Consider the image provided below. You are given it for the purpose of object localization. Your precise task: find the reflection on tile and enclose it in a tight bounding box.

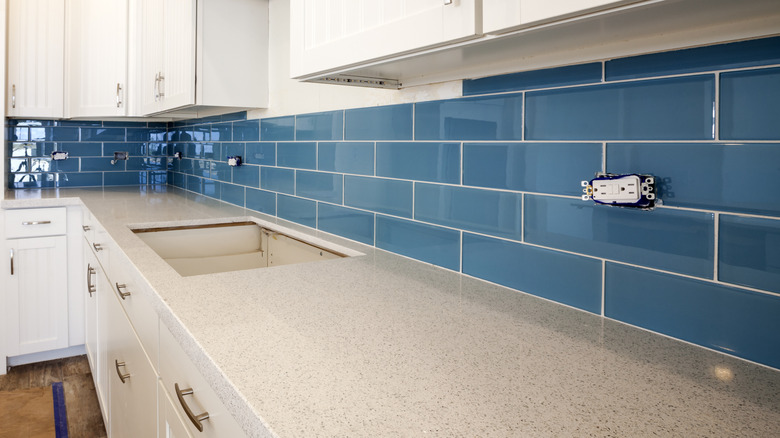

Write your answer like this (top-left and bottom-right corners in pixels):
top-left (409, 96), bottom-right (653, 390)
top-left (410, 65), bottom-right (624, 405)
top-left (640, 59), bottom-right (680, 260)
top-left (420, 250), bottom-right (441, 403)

top-left (277, 142), bottom-right (316, 169)
top-left (318, 203), bottom-right (374, 245)
top-left (296, 171), bottom-right (343, 203)
top-left (376, 142), bottom-right (459, 183)
top-left (81, 158), bottom-right (118, 172)
top-left (245, 142), bottom-right (275, 166)
top-left (80, 128), bottom-right (125, 142)
top-left (59, 142), bottom-right (102, 157)
top-left (607, 143), bottom-right (780, 216)
top-left (720, 67), bottom-right (780, 140)
top-left (29, 127), bottom-right (80, 142)
top-left (524, 195), bottom-right (714, 278)
top-left (277, 195), bottom-right (316, 228)
top-left (463, 233), bottom-right (602, 313)
top-left (344, 176), bottom-right (413, 218)
top-left (719, 215), bottom-right (780, 293)
top-left (260, 167), bottom-right (294, 194)
top-left (53, 172), bottom-right (102, 187)
top-left (246, 188), bottom-right (276, 215)
top-left (605, 263), bottom-right (780, 369)
top-left (105, 171), bottom-right (147, 186)
top-left (211, 123), bottom-right (233, 142)
top-left (345, 104), bottom-right (413, 140)
top-left (526, 75), bottom-right (715, 140)
top-left (261, 116), bottom-right (295, 141)
top-left (50, 158), bottom-right (79, 173)
top-left (415, 94), bottom-right (523, 141)
top-left (232, 119), bottom-right (260, 142)
top-left (104, 142), bottom-right (144, 157)
top-left (415, 184), bottom-right (522, 241)
top-left (376, 215), bottom-right (460, 270)
top-left (296, 110), bottom-right (344, 141)
top-left (464, 63), bottom-right (602, 96)
top-left (464, 142), bottom-right (601, 196)
top-left (318, 142), bottom-right (374, 175)
top-left (187, 175), bottom-right (202, 194)
top-left (606, 36), bottom-right (780, 81)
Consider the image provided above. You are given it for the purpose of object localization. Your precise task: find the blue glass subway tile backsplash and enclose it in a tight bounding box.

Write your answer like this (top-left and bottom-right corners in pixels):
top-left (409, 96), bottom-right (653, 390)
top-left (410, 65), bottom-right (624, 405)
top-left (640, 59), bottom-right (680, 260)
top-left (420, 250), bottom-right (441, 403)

top-left (8, 35), bottom-right (780, 370)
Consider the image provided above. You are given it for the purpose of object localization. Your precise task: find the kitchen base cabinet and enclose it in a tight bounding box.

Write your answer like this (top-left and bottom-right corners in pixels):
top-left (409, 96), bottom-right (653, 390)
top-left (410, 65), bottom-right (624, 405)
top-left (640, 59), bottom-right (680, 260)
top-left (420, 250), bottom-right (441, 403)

top-left (84, 239), bottom-right (109, 421)
top-left (159, 380), bottom-right (194, 438)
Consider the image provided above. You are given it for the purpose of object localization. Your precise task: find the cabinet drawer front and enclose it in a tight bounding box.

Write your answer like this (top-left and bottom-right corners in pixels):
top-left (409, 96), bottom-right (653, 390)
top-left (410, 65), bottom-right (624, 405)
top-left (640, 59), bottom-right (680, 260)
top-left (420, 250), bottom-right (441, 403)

top-left (160, 324), bottom-right (246, 438)
top-left (5, 207), bottom-right (67, 238)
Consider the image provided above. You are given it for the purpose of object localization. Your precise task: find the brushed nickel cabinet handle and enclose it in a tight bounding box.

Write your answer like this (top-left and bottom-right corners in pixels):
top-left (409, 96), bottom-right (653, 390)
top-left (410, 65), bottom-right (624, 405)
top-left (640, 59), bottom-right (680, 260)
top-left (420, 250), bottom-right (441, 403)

top-left (175, 383), bottom-right (209, 432)
top-left (158, 72), bottom-right (165, 98)
top-left (93, 243), bottom-right (103, 251)
top-left (116, 83), bottom-right (123, 108)
top-left (9, 249), bottom-right (14, 276)
top-left (82, 225), bottom-right (91, 231)
top-left (87, 264), bottom-right (96, 296)
top-left (115, 360), bottom-right (129, 384)
top-left (22, 220), bottom-right (51, 225)
top-left (116, 283), bottom-right (130, 300)
top-left (154, 73), bottom-right (160, 101)
top-left (12, 84), bottom-right (16, 108)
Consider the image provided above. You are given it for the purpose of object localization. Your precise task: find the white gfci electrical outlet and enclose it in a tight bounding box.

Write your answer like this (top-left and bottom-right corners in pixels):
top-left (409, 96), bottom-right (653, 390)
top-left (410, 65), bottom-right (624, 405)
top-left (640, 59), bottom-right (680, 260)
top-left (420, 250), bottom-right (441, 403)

top-left (591, 175), bottom-right (642, 203)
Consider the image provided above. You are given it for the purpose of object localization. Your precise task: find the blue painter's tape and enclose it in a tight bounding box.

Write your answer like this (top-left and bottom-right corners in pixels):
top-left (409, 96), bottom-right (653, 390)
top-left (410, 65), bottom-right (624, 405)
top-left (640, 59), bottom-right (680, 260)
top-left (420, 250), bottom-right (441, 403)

top-left (52, 381), bottom-right (69, 438)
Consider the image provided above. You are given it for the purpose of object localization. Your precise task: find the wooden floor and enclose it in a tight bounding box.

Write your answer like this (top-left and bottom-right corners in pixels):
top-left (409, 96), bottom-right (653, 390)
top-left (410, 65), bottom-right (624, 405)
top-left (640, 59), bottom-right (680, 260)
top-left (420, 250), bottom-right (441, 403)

top-left (0, 355), bottom-right (107, 438)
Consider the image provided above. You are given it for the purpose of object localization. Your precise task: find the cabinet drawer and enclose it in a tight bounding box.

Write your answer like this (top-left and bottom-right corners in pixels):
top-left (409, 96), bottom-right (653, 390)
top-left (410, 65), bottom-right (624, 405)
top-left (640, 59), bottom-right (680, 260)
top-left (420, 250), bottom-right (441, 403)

top-left (160, 324), bottom-right (246, 438)
top-left (5, 207), bottom-right (67, 238)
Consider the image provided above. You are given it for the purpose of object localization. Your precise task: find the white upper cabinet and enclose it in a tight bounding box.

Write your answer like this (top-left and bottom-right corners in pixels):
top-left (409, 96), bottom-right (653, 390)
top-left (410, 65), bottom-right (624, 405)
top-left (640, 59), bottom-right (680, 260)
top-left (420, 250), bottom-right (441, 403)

top-left (7, 0), bottom-right (65, 118)
top-left (290, 0), bottom-right (480, 80)
top-left (483, 0), bottom-right (639, 34)
top-left (67, 0), bottom-right (129, 118)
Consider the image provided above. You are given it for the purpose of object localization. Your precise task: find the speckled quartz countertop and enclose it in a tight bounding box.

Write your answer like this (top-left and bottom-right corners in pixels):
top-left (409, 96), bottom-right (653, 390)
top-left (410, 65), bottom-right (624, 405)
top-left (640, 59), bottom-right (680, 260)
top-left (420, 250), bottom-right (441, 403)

top-left (4, 187), bottom-right (780, 437)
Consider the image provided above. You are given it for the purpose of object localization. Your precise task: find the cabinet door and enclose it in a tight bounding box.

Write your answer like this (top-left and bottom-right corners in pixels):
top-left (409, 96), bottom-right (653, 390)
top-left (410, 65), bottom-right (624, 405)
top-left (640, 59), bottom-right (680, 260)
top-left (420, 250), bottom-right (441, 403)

top-left (160, 0), bottom-right (196, 112)
top-left (4, 236), bottom-right (68, 356)
top-left (290, 0), bottom-right (480, 78)
top-left (483, 0), bottom-right (638, 34)
top-left (95, 264), bottom-right (111, 423)
top-left (106, 289), bottom-right (157, 438)
top-left (68, 0), bottom-right (129, 117)
top-left (6, 0), bottom-right (65, 117)
top-left (139, 0), bottom-right (165, 115)
top-left (84, 246), bottom-right (100, 374)
top-left (158, 381), bottom-right (194, 438)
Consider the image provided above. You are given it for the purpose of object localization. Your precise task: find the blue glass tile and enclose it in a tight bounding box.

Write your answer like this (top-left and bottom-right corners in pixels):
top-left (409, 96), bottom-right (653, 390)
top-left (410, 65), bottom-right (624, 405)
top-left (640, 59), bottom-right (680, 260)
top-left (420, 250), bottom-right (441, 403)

top-left (105, 142), bottom-right (145, 157)
top-left (105, 171), bottom-right (147, 186)
top-left (261, 116), bottom-right (295, 141)
top-left (606, 36), bottom-right (780, 81)
top-left (10, 158), bottom-right (29, 173)
top-left (149, 171), bottom-right (167, 185)
top-left (81, 157), bottom-right (120, 172)
top-left (29, 127), bottom-right (80, 141)
top-left (376, 216), bottom-right (460, 270)
top-left (9, 142), bottom-right (43, 157)
top-left (167, 127), bottom-right (190, 142)
top-left (172, 172), bottom-right (185, 189)
top-left (148, 143), bottom-right (170, 156)
top-left (170, 143), bottom-right (186, 157)
top-left (57, 142), bottom-right (102, 157)
top-left (318, 203), bottom-right (374, 245)
top-left (220, 142), bottom-right (245, 162)
top-left (720, 67), bottom-right (780, 140)
top-left (277, 195), bottom-right (316, 228)
top-left (202, 178), bottom-right (220, 198)
top-left (318, 142), bottom-right (373, 175)
top-left (344, 176), bottom-right (413, 218)
top-left (345, 104), bottom-right (413, 140)
top-left (125, 157), bottom-right (146, 171)
top-left (524, 195), bottom-right (714, 278)
top-left (219, 111), bottom-right (246, 122)
top-left (463, 233), bottom-right (602, 313)
top-left (8, 119), bottom-right (55, 126)
top-left (260, 166), bottom-right (294, 195)
top-left (8, 127), bottom-right (29, 141)
top-left (49, 158), bottom-right (79, 172)
top-left (220, 183), bottom-right (245, 207)
top-left (102, 121), bottom-right (146, 127)
top-left (186, 143), bottom-right (208, 159)
top-left (55, 172), bottom-right (102, 187)
top-left (80, 127), bottom-right (125, 142)
top-left (607, 143), bottom-right (780, 216)
top-left (526, 75), bottom-right (715, 140)
top-left (191, 160), bottom-right (209, 177)
top-left (415, 95), bottom-right (523, 141)
top-left (190, 126), bottom-right (211, 142)
top-left (296, 171), bottom-right (343, 203)
top-left (211, 122), bottom-right (233, 142)
top-left (126, 128), bottom-right (155, 142)
top-left (145, 157), bottom-right (167, 171)
top-left (464, 142), bottom-right (602, 196)
top-left (232, 119), bottom-right (260, 142)
top-left (376, 142), bottom-right (460, 183)
top-left (210, 161), bottom-right (231, 182)
top-left (9, 173), bottom-right (43, 189)
top-left (463, 63), bottom-right (602, 96)
top-left (605, 263), bottom-right (780, 369)
top-left (29, 158), bottom-right (51, 173)
top-left (719, 215), bottom-right (780, 294)
top-left (232, 164), bottom-right (260, 188)
top-left (186, 175), bottom-right (203, 194)
top-left (415, 184), bottom-right (522, 241)
top-left (148, 122), bottom-right (168, 128)
top-left (246, 188), bottom-right (276, 215)
top-left (277, 142), bottom-right (316, 169)
top-left (296, 110), bottom-right (344, 141)
top-left (244, 142), bottom-right (275, 166)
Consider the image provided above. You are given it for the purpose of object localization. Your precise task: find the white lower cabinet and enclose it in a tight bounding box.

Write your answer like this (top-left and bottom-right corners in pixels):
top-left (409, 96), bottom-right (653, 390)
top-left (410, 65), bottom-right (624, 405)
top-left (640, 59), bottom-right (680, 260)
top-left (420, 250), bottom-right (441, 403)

top-left (159, 380), bottom-right (194, 438)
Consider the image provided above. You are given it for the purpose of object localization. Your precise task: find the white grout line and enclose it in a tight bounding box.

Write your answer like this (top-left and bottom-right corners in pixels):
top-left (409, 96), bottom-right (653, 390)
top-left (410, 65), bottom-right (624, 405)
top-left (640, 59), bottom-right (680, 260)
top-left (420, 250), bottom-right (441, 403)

top-left (713, 212), bottom-right (720, 281)
top-left (602, 142), bottom-right (607, 173)
top-left (601, 260), bottom-right (606, 317)
top-left (460, 142), bottom-right (464, 185)
top-left (520, 193), bottom-right (525, 243)
top-left (714, 72), bottom-right (721, 141)
top-left (521, 92), bottom-right (526, 141)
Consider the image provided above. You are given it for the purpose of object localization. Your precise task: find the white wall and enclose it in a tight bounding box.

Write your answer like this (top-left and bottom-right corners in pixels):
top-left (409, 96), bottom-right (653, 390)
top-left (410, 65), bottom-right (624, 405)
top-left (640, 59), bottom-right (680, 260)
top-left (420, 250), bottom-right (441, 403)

top-left (247, 0), bottom-right (462, 120)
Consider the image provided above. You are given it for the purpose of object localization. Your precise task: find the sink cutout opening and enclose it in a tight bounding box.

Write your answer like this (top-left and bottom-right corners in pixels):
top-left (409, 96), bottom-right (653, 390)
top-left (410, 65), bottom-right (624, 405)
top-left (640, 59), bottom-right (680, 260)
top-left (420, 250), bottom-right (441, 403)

top-left (133, 221), bottom-right (348, 276)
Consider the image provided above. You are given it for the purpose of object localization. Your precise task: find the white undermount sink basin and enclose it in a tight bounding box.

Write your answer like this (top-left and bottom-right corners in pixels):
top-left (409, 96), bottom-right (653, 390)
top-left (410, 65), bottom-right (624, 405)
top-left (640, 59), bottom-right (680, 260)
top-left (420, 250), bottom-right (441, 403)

top-left (133, 221), bottom-right (355, 276)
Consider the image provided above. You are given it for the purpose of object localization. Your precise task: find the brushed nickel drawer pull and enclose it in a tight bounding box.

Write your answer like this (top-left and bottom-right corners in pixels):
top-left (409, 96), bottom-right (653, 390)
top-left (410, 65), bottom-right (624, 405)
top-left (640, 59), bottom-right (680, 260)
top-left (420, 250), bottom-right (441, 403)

top-left (93, 243), bottom-right (103, 251)
top-left (83, 225), bottom-right (91, 232)
top-left (115, 360), bottom-right (130, 383)
top-left (87, 264), bottom-right (96, 296)
top-left (175, 383), bottom-right (209, 432)
top-left (22, 220), bottom-right (51, 225)
top-left (10, 249), bottom-right (14, 276)
top-left (116, 283), bottom-right (130, 299)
